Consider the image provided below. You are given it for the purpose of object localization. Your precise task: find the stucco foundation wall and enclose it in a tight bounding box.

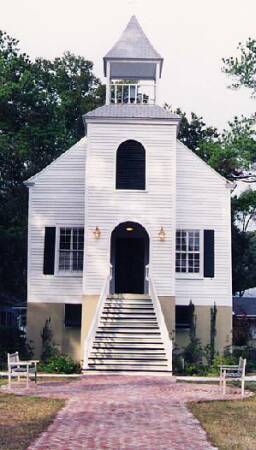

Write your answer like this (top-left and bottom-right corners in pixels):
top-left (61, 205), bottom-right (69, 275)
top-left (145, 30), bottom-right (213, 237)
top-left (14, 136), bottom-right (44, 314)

top-left (27, 302), bottom-right (81, 361)
top-left (175, 305), bottom-right (232, 353)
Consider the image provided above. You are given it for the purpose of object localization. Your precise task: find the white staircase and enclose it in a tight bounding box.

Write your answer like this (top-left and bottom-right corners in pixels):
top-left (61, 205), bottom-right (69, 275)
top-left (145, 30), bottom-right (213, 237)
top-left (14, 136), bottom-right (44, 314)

top-left (84, 292), bottom-right (173, 373)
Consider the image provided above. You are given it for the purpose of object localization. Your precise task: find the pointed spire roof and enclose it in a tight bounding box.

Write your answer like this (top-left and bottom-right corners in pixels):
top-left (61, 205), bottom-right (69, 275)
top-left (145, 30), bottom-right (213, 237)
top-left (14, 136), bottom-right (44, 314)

top-left (104, 16), bottom-right (163, 76)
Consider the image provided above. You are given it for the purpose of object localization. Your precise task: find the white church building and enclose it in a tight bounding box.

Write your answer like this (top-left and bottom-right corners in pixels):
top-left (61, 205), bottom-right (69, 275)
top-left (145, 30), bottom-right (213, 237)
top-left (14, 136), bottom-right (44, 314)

top-left (25, 16), bottom-right (233, 372)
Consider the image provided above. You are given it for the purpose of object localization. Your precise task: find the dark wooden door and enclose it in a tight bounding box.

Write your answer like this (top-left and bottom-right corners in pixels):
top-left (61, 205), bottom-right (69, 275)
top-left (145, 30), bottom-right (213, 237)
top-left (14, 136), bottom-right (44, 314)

top-left (115, 238), bottom-right (145, 293)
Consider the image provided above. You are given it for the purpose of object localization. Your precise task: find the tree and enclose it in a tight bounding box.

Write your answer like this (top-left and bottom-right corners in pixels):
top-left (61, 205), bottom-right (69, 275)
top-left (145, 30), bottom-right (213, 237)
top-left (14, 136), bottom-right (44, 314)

top-left (0, 31), bottom-right (104, 303)
top-left (232, 225), bottom-right (256, 296)
top-left (223, 38), bottom-right (256, 96)
top-left (164, 105), bottom-right (219, 151)
top-left (232, 188), bottom-right (256, 232)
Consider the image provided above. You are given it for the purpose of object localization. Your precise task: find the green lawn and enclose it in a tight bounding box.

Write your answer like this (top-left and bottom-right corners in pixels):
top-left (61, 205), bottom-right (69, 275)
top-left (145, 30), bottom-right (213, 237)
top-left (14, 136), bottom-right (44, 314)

top-left (189, 383), bottom-right (256, 450)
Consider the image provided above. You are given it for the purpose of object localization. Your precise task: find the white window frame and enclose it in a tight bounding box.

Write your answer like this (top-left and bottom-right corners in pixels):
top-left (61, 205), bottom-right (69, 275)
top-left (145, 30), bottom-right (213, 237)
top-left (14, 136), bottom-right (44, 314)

top-left (175, 229), bottom-right (204, 279)
top-left (55, 226), bottom-right (84, 277)
top-left (114, 139), bottom-right (148, 192)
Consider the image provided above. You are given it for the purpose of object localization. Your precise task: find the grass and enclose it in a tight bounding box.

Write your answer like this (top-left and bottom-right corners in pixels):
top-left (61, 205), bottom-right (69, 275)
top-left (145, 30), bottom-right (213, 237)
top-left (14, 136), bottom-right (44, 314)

top-left (189, 383), bottom-right (256, 450)
top-left (0, 380), bottom-right (65, 450)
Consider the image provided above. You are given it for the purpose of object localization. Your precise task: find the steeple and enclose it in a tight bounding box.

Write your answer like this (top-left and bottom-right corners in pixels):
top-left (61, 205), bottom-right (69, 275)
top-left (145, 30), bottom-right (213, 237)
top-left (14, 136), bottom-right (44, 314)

top-left (104, 16), bottom-right (163, 105)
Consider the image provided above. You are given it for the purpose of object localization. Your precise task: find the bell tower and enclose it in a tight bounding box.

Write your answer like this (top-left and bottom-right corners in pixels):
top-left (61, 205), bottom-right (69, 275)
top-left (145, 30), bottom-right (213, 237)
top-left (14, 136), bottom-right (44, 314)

top-left (103, 16), bottom-right (163, 105)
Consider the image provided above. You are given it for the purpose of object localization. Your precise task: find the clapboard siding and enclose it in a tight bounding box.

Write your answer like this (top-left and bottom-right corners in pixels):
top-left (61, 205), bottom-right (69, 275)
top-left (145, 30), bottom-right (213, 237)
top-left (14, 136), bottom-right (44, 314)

top-left (176, 141), bottom-right (232, 307)
top-left (27, 138), bottom-right (86, 304)
top-left (84, 122), bottom-right (177, 296)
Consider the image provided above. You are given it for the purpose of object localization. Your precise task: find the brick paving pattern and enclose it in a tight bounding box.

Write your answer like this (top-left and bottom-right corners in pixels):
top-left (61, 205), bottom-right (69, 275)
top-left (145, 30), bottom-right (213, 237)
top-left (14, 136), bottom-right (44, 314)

top-left (3, 375), bottom-right (247, 450)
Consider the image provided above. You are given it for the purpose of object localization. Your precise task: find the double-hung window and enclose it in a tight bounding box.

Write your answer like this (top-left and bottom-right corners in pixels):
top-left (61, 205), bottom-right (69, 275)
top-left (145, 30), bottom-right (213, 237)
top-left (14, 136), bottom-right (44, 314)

top-left (176, 230), bottom-right (200, 274)
top-left (58, 227), bottom-right (84, 273)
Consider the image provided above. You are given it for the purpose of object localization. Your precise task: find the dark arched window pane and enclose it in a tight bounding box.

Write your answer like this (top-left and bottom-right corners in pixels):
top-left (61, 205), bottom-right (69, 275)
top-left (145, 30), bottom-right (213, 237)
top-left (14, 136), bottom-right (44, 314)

top-left (116, 140), bottom-right (145, 190)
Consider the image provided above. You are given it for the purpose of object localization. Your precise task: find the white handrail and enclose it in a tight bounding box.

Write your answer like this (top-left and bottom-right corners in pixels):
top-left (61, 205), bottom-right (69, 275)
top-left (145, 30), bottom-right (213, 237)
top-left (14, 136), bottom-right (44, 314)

top-left (146, 266), bottom-right (173, 372)
top-left (83, 266), bottom-right (112, 370)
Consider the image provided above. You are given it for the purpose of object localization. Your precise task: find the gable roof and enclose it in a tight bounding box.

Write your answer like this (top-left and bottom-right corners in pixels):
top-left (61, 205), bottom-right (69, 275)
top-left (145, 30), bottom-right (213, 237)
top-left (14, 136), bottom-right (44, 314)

top-left (233, 297), bottom-right (256, 317)
top-left (84, 104), bottom-right (180, 121)
top-left (104, 16), bottom-right (163, 75)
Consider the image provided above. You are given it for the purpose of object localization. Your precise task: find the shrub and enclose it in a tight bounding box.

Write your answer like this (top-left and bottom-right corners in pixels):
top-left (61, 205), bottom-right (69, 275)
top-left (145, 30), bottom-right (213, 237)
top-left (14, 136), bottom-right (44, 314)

top-left (38, 354), bottom-right (81, 374)
top-left (0, 326), bottom-right (32, 369)
top-left (41, 318), bottom-right (59, 362)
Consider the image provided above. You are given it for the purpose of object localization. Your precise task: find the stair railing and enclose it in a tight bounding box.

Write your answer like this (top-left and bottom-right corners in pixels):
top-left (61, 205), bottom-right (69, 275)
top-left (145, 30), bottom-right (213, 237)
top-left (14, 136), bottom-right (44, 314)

top-left (83, 266), bottom-right (112, 370)
top-left (146, 266), bottom-right (173, 372)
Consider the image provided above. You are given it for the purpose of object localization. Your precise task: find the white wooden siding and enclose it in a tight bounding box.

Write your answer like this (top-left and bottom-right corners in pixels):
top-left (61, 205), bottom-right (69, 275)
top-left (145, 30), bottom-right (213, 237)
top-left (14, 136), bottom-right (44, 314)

top-left (27, 129), bottom-right (232, 307)
top-left (176, 141), bottom-right (232, 307)
top-left (84, 121), bottom-right (177, 296)
top-left (27, 138), bottom-right (86, 304)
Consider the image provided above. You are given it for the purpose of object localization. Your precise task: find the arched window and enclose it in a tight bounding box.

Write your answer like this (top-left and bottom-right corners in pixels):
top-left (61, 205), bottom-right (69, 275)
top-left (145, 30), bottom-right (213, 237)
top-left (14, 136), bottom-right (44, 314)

top-left (116, 140), bottom-right (145, 190)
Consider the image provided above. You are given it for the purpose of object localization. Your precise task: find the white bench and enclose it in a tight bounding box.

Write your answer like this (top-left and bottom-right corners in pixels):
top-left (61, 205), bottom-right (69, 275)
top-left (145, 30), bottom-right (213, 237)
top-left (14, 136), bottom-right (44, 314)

top-left (7, 352), bottom-right (39, 388)
top-left (219, 357), bottom-right (246, 396)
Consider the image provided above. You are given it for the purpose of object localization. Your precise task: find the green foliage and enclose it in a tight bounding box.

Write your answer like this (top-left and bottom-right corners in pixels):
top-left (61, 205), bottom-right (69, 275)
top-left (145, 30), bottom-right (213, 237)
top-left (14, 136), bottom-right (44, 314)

top-left (210, 304), bottom-right (217, 364)
top-left (165, 106), bottom-right (219, 151)
top-left (182, 302), bottom-right (205, 373)
top-left (0, 30), bottom-right (104, 303)
top-left (233, 188), bottom-right (256, 232)
top-left (0, 326), bottom-right (32, 369)
top-left (233, 316), bottom-right (251, 346)
top-left (41, 318), bottom-right (58, 362)
top-left (222, 38), bottom-right (256, 96)
top-left (207, 353), bottom-right (236, 376)
top-left (232, 225), bottom-right (256, 295)
top-left (38, 354), bottom-right (81, 374)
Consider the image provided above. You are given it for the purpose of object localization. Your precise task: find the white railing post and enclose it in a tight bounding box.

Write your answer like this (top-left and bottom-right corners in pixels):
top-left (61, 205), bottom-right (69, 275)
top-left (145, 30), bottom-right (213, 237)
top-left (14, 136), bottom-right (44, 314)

top-left (146, 266), bottom-right (173, 372)
top-left (83, 266), bottom-right (112, 370)
top-left (108, 83), bottom-right (156, 105)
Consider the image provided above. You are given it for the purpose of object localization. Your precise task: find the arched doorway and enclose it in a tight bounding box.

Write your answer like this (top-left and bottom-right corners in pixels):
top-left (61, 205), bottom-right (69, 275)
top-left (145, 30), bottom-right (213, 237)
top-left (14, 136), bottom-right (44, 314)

top-left (110, 222), bottom-right (149, 294)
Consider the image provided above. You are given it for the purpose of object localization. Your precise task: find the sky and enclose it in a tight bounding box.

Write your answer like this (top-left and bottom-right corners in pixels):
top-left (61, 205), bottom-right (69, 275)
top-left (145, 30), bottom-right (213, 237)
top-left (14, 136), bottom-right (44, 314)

top-left (1, 0), bottom-right (255, 130)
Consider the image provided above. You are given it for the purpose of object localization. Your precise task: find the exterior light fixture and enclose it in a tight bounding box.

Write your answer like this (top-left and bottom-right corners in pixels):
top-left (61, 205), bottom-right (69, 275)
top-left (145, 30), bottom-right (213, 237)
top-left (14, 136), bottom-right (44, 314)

top-left (93, 227), bottom-right (101, 239)
top-left (158, 226), bottom-right (166, 241)
top-left (126, 227), bottom-right (134, 232)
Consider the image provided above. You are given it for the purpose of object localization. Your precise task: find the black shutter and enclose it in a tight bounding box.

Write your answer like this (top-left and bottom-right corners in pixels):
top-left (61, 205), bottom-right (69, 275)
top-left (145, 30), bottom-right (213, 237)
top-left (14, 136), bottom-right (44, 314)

top-left (43, 227), bottom-right (56, 275)
top-left (116, 140), bottom-right (145, 190)
top-left (204, 230), bottom-right (215, 278)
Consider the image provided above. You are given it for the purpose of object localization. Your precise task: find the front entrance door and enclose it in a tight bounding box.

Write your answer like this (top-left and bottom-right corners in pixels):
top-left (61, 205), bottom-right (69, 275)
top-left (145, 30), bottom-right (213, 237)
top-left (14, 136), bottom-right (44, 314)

top-left (115, 238), bottom-right (145, 293)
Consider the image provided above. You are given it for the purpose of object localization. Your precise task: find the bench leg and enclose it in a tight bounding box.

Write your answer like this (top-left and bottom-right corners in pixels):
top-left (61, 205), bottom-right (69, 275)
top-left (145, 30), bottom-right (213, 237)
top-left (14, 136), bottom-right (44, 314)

top-left (8, 371), bottom-right (11, 388)
top-left (223, 378), bottom-right (226, 395)
top-left (241, 378), bottom-right (245, 396)
top-left (26, 370), bottom-right (29, 389)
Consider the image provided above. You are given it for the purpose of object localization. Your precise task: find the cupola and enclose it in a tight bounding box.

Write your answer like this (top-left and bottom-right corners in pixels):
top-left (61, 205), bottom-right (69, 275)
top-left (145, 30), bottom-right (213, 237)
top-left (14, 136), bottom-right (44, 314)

top-left (104, 16), bottom-right (163, 106)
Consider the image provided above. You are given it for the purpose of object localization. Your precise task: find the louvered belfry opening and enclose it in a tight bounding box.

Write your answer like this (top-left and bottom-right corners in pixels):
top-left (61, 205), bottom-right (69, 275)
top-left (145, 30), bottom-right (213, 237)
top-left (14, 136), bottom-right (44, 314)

top-left (116, 140), bottom-right (145, 190)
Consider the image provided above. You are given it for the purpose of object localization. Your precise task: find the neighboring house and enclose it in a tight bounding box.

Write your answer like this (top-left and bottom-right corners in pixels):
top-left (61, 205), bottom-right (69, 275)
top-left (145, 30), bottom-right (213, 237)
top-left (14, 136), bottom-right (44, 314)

top-left (25, 16), bottom-right (233, 372)
top-left (233, 297), bottom-right (256, 344)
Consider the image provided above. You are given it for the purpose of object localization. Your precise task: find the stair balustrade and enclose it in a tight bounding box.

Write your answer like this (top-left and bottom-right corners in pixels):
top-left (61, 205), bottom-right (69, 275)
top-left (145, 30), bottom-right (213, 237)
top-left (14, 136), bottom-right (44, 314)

top-left (146, 267), bottom-right (173, 372)
top-left (83, 266), bottom-right (112, 370)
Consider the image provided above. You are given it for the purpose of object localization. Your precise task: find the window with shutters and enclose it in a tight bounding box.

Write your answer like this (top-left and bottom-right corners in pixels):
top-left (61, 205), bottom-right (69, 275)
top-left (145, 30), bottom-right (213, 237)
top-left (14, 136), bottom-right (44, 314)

top-left (176, 230), bottom-right (202, 275)
top-left (116, 140), bottom-right (146, 190)
top-left (58, 228), bottom-right (84, 273)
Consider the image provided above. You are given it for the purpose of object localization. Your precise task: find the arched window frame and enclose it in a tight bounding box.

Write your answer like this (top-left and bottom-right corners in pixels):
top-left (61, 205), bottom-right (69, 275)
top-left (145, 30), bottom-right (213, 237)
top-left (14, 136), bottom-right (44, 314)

top-left (115, 140), bottom-right (146, 191)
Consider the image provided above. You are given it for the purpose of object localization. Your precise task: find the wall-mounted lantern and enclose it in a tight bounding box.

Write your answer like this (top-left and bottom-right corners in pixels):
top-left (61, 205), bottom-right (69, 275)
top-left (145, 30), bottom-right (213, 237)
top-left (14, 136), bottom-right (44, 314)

top-left (93, 226), bottom-right (101, 239)
top-left (158, 226), bottom-right (166, 241)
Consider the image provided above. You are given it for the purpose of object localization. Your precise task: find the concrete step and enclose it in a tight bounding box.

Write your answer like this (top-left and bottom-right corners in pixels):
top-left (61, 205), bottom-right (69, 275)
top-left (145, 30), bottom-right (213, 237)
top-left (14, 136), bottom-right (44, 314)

top-left (87, 364), bottom-right (169, 372)
top-left (101, 313), bottom-right (156, 318)
top-left (107, 294), bottom-right (150, 300)
top-left (89, 354), bottom-right (167, 360)
top-left (93, 338), bottom-right (164, 350)
top-left (96, 330), bottom-right (161, 336)
top-left (91, 348), bottom-right (166, 354)
top-left (98, 323), bottom-right (158, 328)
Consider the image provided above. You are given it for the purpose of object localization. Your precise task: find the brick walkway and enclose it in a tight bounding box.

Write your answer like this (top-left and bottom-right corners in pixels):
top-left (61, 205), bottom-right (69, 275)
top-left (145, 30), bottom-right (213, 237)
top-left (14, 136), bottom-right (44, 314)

top-left (3, 375), bottom-right (246, 450)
